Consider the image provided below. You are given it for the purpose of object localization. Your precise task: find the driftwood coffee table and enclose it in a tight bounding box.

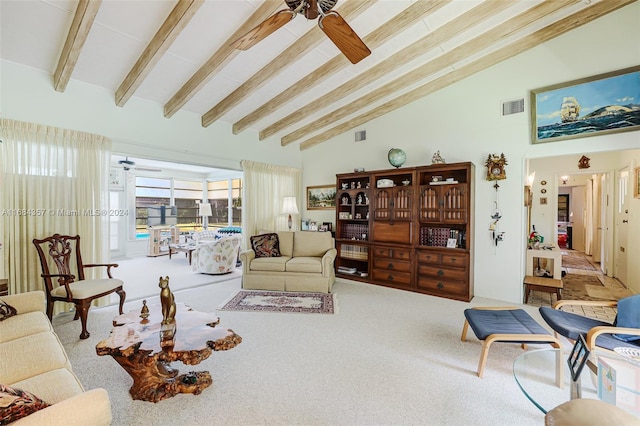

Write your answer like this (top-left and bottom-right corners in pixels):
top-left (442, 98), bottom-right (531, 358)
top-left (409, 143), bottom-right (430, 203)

top-left (96, 303), bottom-right (241, 402)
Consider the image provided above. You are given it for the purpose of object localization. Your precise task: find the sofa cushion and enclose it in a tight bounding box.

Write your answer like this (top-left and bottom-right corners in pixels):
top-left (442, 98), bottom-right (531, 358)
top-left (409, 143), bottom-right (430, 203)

top-left (286, 257), bottom-right (323, 273)
top-left (0, 384), bottom-right (50, 424)
top-left (0, 301), bottom-right (17, 322)
top-left (11, 369), bottom-right (84, 405)
top-left (293, 231), bottom-right (333, 257)
top-left (276, 232), bottom-right (294, 257)
top-left (0, 311), bottom-right (52, 344)
top-left (250, 233), bottom-right (281, 258)
top-left (0, 332), bottom-right (71, 385)
top-left (249, 256), bottom-right (290, 272)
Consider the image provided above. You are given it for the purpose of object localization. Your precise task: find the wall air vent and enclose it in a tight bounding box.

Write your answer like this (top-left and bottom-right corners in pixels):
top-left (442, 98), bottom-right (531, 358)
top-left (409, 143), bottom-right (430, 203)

top-left (502, 98), bottom-right (525, 116)
top-left (354, 130), bottom-right (366, 142)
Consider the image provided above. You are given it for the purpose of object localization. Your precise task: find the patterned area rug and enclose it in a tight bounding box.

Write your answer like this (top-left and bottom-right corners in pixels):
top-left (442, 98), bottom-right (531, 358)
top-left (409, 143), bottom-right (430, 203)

top-left (561, 273), bottom-right (613, 301)
top-left (219, 290), bottom-right (335, 314)
top-left (561, 251), bottom-right (596, 271)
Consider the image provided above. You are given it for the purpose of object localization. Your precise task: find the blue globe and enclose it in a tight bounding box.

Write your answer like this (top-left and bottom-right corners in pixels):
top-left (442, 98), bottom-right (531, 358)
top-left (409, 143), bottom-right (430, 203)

top-left (387, 148), bottom-right (406, 168)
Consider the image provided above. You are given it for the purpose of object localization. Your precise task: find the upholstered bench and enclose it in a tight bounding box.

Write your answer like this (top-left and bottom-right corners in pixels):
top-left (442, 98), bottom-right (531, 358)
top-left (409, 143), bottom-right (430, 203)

top-left (461, 307), bottom-right (562, 377)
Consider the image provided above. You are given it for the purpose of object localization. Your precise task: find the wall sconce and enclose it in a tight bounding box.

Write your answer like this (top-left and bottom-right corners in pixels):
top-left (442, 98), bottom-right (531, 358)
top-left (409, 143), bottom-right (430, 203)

top-left (561, 175), bottom-right (569, 185)
top-left (524, 172), bottom-right (535, 206)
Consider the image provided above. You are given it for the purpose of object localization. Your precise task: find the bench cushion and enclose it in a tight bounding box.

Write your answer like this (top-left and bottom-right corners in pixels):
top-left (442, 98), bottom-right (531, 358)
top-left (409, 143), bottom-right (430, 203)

top-left (464, 308), bottom-right (553, 342)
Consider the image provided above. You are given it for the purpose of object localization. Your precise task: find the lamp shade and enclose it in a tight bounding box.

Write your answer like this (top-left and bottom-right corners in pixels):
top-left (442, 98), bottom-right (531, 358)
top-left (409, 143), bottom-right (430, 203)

top-left (198, 202), bottom-right (212, 217)
top-left (281, 196), bottom-right (299, 215)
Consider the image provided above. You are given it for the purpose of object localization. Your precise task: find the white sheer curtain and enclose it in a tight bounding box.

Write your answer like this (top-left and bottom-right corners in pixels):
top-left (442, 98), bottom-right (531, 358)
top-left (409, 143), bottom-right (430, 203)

top-left (240, 160), bottom-right (302, 248)
top-left (0, 119), bottom-right (112, 308)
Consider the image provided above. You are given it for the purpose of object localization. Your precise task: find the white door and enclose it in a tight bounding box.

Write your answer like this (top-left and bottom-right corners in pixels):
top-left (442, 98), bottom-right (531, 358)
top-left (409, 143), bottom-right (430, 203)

top-left (615, 169), bottom-right (629, 285)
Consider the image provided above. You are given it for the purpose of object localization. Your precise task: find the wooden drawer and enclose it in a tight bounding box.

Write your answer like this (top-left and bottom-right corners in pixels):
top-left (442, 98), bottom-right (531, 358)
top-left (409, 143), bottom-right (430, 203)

top-left (416, 251), bottom-right (441, 264)
top-left (417, 264), bottom-right (467, 281)
top-left (372, 246), bottom-right (411, 260)
top-left (372, 258), bottom-right (411, 273)
top-left (372, 269), bottom-right (412, 286)
top-left (441, 253), bottom-right (467, 268)
top-left (417, 276), bottom-right (467, 296)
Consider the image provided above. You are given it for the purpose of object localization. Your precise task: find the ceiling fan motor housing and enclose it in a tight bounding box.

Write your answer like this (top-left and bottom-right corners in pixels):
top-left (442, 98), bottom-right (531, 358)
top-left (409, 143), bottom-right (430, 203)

top-left (285, 0), bottom-right (338, 17)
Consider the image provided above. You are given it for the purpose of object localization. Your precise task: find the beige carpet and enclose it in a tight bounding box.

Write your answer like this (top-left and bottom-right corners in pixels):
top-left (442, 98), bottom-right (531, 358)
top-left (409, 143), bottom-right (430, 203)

top-left (53, 278), bottom-right (595, 426)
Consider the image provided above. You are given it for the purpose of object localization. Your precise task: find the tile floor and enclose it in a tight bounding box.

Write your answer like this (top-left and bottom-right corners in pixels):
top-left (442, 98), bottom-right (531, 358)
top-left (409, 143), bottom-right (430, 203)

top-left (525, 251), bottom-right (633, 322)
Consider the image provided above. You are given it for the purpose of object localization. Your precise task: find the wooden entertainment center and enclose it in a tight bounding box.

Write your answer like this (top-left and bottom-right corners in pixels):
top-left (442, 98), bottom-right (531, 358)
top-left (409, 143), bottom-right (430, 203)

top-left (335, 162), bottom-right (475, 302)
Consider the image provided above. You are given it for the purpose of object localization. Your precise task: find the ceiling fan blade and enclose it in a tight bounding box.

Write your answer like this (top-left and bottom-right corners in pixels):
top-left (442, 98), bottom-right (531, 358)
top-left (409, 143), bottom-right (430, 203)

top-left (134, 166), bottom-right (162, 173)
top-left (231, 9), bottom-right (296, 50)
top-left (319, 11), bottom-right (370, 64)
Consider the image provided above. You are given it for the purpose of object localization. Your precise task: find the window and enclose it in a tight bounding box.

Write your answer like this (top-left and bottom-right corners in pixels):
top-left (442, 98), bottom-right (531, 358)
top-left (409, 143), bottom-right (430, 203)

top-left (207, 179), bottom-right (242, 227)
top-left (133, 176), bottom-right (242, 237)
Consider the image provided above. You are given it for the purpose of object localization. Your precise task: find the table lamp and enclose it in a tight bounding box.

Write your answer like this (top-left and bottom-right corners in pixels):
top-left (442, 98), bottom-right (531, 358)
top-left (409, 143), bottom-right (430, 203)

top-left (198, 202), bottom-right (212, 230)
top-left (281, 196), bottom-right (299, 231)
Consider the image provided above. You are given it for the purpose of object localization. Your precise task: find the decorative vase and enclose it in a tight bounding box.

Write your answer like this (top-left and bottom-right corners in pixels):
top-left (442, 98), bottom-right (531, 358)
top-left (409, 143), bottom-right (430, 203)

top-left (387, 148), bottom-right (406, 168)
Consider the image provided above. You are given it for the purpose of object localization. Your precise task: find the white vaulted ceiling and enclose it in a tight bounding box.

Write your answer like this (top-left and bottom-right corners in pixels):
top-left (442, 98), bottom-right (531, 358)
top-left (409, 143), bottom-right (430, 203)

top-left (0, 0), bottom-right (634, 150)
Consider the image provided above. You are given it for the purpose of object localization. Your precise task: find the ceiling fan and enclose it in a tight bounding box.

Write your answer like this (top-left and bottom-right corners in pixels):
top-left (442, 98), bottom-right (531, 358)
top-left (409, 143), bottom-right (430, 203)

top-left (116, 157), bottom-right (162, 173)
top-left (231, 0), bottom-right (371, 64)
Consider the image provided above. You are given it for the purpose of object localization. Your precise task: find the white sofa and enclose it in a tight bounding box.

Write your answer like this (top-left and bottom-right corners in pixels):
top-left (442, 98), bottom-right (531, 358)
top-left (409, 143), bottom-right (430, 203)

top-left (240, 231), bottom-right (337, 293)
top-left (0, 291), bottom-right (112, 425)
top-left (192, 235), bottom-right (241, 274)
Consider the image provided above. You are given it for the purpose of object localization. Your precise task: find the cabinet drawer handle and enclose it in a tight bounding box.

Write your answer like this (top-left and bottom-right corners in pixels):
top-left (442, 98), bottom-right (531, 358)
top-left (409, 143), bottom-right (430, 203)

top-left (388, 263), bottom-right (394, 269)
top-left (450, 258), bottom-right (457, 263)
top-left (437, 269), bottom-right (444, 276)
top-left (388, 275), bottom-right (394, 281)
top-left (437, 282), bottom-right (444, 289)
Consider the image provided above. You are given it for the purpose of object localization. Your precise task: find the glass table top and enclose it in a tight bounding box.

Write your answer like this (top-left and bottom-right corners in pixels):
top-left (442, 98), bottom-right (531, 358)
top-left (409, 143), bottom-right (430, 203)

top-left (513, 348), bottom-right (598, 414)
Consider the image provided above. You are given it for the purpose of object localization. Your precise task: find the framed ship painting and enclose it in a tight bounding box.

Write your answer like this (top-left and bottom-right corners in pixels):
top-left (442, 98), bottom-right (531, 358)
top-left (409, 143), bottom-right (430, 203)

top-left (530, 66), bottom-right (640, 144)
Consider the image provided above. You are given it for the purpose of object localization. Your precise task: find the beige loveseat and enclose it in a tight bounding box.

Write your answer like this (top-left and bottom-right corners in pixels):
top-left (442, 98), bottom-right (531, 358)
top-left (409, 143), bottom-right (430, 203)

top-left (240, 231), bottom-right (337, 293)
top-left (0, 291), bottom-right (112, 425)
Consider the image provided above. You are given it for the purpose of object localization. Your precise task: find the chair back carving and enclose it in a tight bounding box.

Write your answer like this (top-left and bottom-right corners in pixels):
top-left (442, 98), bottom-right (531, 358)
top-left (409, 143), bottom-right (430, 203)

top-left (33, 234), bottom-right (85, 291)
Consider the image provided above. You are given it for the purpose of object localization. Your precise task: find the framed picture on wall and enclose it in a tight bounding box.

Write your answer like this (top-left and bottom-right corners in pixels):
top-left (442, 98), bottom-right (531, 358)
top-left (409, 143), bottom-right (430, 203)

top-left (307, 185), bottom-right (337, 210)
top-left (530, 65), bottom-right (640, 144)
top-left (635, 166), bottom-right (640, 199)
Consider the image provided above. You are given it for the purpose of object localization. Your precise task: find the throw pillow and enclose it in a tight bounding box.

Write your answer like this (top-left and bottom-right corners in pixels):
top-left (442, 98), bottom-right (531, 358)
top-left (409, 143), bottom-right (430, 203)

top-left (0, 384), bottom-right (50, 424)
top-left (0, 301), bottom-right (17, 322)
top-left (613, 294), bottom-right (640, 342)
top-left (250, 233), bottom-right (281, 258)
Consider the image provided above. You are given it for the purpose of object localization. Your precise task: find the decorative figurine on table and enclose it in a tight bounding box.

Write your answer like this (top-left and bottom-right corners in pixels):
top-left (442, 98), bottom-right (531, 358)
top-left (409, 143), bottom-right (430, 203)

top-left (159, 276), bottom-right (176, 326)
top-left (159, 276), bottom-right (177, 342)
top-left (140, 300), bottom-right (150, 323)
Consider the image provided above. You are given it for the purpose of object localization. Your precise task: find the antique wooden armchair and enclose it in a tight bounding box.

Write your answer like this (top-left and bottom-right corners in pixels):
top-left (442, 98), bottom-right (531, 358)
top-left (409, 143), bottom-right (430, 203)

top-left (33, 234), bottom-right (126, 339)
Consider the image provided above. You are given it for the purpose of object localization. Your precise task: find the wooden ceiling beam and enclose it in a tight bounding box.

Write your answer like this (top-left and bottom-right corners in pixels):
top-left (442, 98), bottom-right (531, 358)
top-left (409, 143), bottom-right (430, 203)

top-left (270, 0), bottom-right (517, 144)
top-left (299, 0), bottom-right (635, 151)
top-left (53, 0), bottom-right (102, 92)
top-left (201, 0), bottom-right (375, 128)
top-left (115, 0), bottom-right (204, 107)
top-left (232, 0), bottom-right (451, 136)
top-left (163, 1), bottom-right (283, 119)
top-left (283, 0), bottom-right (577, 146)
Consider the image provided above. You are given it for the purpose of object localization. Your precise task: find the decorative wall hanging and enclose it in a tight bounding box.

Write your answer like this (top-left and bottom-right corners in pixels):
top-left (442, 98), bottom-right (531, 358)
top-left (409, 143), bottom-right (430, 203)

top-left (578, 155), bottom-right (591, 169)
top-left (485, 153), bottom-right (507, 181)
top-left (530, 65), bottom-right (640, 144)
top-left (307, 185), bottom-right (336, 210)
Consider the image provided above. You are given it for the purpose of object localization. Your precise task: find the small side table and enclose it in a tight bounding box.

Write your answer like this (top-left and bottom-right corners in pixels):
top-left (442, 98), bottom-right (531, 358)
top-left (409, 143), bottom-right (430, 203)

top-left (524, 275), bottom-right (563, 304)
